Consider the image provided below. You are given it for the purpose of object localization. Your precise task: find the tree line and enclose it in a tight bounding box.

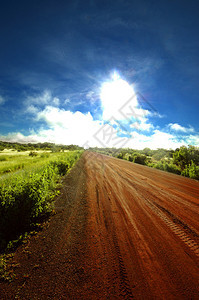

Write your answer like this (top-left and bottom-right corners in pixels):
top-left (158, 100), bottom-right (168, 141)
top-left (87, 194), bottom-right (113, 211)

top-left (89, 146), bottom-right (199, 180)
top-left (0, 141), bottom-right (83, 152)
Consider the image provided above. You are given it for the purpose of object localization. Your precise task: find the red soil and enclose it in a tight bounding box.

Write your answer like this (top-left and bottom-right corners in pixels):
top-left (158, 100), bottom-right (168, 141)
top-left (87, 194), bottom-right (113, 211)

top-left (1, 151), bottom-right (199, 299)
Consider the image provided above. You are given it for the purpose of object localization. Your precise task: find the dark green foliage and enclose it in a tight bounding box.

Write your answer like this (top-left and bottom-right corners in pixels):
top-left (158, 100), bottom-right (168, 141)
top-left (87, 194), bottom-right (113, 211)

top-left (49, 160), bottom-right (70, 176)
top-left (132, 153), bottom-right (147, 165)
top-left (173, 146), bottom-right (199, 169)
top-left (116, 152), bottom-right (124, 159)
top-left (0, 156), bottom-right (8, 162)
top-left (154, 161), bottom-right (181, 175)
top-left (29, 151), bottom-right (38, 157)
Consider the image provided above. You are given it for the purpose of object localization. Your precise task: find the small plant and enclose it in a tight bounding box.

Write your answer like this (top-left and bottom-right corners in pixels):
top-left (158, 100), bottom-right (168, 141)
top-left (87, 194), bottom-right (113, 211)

top-left (0, 156), bottom-right (8, 162)
top-left (0, 254), bottom-right (16, 282)
top-left (40, 152), bottom-right (50, 158)
top-left (29, 151), bottom-right (38, 157)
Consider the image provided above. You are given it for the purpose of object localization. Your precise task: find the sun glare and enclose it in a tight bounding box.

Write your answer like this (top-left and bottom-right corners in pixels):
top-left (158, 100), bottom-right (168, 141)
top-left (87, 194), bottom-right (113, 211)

top-left (100, 71), bottom-right (137, 120)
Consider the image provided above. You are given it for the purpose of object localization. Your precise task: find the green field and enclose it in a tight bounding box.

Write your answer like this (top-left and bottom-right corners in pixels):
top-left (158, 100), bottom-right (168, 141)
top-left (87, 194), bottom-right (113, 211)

top-left (0, 150), bottom-right (66, 178)
top-left (0, 150), bottom-right (83, 251)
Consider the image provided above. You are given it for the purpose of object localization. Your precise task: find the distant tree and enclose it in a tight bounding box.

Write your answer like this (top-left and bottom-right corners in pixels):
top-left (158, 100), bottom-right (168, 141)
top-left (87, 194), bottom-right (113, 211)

top-left (142, 147), bottom-right (152, 156)
top-left (152, 149), bottom-right (170, 161)
top-left (173, 146), bottom-right (190, 169)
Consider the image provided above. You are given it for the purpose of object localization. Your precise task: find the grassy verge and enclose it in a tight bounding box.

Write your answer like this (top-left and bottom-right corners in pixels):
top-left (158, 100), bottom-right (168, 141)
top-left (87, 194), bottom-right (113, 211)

top-left (0, 150), bottom-right (83, 252)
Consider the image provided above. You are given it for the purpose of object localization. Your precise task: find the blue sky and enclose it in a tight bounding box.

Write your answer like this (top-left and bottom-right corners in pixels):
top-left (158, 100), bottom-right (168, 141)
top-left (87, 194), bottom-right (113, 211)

top-left (0, 0), bottom-right (198, 149)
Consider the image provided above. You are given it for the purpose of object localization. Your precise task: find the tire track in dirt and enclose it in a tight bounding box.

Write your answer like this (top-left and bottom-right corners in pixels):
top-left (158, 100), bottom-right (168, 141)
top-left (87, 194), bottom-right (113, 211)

top-left (105, 157), bottom-right (199, 257)
top-left (144, 199), bottom-right (199, 257)
top-left (1, 152), bottom-right (199, 299)
top-left (100, 185), bottom-right (134, 299)
top-left (84, 152), bottom-right (199, 299)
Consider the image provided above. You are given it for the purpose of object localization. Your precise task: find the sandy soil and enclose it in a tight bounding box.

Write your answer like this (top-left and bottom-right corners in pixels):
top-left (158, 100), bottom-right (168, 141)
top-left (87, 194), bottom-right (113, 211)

top-left (1, 151), bottom-right (199, 299)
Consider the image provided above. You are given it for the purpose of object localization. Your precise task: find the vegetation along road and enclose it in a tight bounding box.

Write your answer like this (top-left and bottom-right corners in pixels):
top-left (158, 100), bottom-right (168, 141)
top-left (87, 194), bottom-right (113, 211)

top-left (1, 151), bottom-right (199, 299)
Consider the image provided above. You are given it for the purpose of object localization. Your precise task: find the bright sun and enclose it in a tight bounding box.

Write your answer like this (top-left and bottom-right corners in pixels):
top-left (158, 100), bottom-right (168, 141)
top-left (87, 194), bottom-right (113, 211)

top-left (100, 71), bottom-right (137, 120)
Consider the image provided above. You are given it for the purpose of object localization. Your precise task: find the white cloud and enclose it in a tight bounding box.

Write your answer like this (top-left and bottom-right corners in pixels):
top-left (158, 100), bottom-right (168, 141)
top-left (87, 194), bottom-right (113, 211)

top-left (2, 85), bottom-right (197, 150)
top-left (25, 91), bottom-right (60, 117)
top-left (0, 96), bottom-right (5, 105)
top-left (26, 105), bottom-right (39, 115)
top-left (52, 97), bottom-right (60, 106)
top-left (86, 91), bottom-right (98, 105)
top-left (0, 120), bottom-right (194, 150)
top-left (64, 98), bottom-right (70, 105)
top-left (127, 130), bottom-right (185, 150)
top-left (36, 106), bottom-right (92, 128)
top-left (168, 123), bottom-right (194, 133)
top-left (25, 90), bottom-right (51, 106)
top-left (184, 134), bottom-right (199, 146)
top-left (138, 119), bottom-right (154, 131)
top-left (30, 106), bottom-right (102, 146)
top-left (0, 132), bottom-right (41, 144)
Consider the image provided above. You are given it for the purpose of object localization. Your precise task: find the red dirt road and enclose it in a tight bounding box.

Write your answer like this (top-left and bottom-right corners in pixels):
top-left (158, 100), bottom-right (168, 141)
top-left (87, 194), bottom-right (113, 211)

top-left (1, 152), bottom-right (199, 299)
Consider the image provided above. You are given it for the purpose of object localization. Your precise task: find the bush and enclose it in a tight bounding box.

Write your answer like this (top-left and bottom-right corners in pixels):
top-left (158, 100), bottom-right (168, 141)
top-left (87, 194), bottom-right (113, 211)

top-left (132, 153), bottom-right (147, 165)
top-left (181, 161), bottom-right (199, 180)
top-left (154, 161), bottom-right (181, 175)
top-left (29, 151), bottom-right (38, 157)
top-left (0, 164), bottom-right (58, 248)
top-left (0, 156), bottom-right (8, 162)
top-left (40, 152), bottom-right (50, 158)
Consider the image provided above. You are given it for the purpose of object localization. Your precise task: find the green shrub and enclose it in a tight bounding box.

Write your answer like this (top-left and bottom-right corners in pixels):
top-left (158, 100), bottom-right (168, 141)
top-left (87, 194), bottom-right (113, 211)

top-left (0, 156), bottom-right (8, 162)
top-left (29, 151), bottom-right (38, 157)
top-left (154, 161), bottom-right (181, 175)
top-left (132, 153), bottom-right (147, 165)
top-left (40, 152), bottom-right (50, 158)
top-left (181, 161), bottom-right (199, 179)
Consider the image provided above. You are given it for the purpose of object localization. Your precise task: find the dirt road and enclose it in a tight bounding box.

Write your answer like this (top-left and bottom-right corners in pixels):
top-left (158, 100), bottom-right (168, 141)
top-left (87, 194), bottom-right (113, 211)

top-left (1, 152), bottom-right (199, 299)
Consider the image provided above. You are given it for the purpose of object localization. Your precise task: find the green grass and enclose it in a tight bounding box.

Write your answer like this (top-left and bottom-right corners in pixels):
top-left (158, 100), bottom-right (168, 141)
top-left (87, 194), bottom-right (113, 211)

top-left (0, 151), bottom-right (59, 176)
top-left (0, 150), bottom-right (83, 252)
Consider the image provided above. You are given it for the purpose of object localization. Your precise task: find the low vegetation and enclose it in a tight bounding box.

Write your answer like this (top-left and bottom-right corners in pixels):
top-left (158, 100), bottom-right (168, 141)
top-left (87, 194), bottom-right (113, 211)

top-left (89, 145), bottom-right (199, 180)
top-left (0, 148), bottom-right (83, 251)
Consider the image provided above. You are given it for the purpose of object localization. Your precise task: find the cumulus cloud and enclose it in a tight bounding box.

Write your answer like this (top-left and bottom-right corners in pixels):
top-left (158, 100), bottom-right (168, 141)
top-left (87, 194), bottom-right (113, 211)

top-left (168, 123), bottom-right (194, 133)
top-left (1, 83), bottom-right (197, 150)
top-left (27, 106), bottom-right (102, 146)
top-left (1, 116), bottom-right (188, 150)
top-left (0, 132), bottom-right (41, 144)
top-left (127, 130), bottom-right (185, 150)
top-left (0, 122), bottom-right (193, 150)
